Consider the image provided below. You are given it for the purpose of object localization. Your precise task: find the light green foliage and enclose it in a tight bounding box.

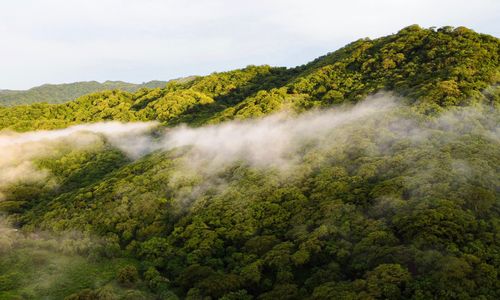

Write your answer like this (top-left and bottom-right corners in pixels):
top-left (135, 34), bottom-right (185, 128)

top-left (0, 237), bottom-right (142, 299)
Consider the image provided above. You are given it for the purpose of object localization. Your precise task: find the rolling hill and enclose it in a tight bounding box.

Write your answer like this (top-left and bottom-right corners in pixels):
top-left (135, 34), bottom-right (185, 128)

top-left (0, 80), bottom-right (169, 106)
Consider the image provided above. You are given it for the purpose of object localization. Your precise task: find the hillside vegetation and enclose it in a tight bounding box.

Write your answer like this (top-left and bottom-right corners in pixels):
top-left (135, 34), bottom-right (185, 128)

top-left (0, 80), bottom-right (169, 107)
top-left (0, 25), bottom-right (498, 132)
top-left (0, 25), bottom-right (499, 300)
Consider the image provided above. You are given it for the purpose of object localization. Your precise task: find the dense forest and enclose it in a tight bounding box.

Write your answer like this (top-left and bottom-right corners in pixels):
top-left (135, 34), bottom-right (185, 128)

top-left (0, 80), bottom-right (169, 107)
top-left (0, 25), bottom-right (499, 300)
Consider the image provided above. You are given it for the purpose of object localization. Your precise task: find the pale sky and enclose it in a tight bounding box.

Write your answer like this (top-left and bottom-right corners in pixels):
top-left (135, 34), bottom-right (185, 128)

top-left (1, 0), bottom-right (498, 90)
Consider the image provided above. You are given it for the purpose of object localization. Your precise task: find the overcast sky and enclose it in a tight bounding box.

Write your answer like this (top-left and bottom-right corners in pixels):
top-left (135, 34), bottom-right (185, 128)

top-left (1, 0), bottom-right (498, 90)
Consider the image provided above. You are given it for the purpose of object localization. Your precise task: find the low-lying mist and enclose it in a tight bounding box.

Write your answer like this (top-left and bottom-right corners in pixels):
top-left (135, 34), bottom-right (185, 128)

top-left (161, 93), bottom-right (399, 171)
top-left (0, 94), bottom-right (396, 200)
top-left (0, 122), bottom-right (158, 200)
top-left (0, 93), bottom-right (498, 203)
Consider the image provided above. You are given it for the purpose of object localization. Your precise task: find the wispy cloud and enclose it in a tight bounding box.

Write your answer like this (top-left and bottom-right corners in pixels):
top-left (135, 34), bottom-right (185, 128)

top-left (0, 121), bottom-right (157, 200)
top-left (0, 93), bottom-right (498, 203)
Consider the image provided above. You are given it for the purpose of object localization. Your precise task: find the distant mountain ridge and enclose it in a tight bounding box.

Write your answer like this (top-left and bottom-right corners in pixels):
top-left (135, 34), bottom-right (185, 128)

top-left (0, 80), bottom-right (169, 106)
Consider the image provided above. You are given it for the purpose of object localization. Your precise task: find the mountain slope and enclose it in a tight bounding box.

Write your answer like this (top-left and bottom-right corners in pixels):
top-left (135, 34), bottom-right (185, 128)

top-left (0, 80), bottom-right (169, 106)
top-left (0, 25), bottom-right (498, 132)
top-left (0, 26), bottom-right (499, 300)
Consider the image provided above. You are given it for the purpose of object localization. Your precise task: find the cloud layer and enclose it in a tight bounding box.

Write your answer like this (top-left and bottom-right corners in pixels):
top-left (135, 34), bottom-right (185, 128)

top-left (1, 94), bottom-right (498, 203)
top-left (0, 95), bottom-right (396, 200)
top-left (0, 121), bottom-right (158, 200)
top-left (160, 94), bottom-right (397, 171)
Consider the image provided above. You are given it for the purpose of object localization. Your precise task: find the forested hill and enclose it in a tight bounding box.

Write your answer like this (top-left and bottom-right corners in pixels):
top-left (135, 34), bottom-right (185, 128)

top-left (0, 80), bottom-right (169, 106)
top-left (0, 25), bottom-right (499, 300)
top-left (0, 25), bottom-right (498, 132)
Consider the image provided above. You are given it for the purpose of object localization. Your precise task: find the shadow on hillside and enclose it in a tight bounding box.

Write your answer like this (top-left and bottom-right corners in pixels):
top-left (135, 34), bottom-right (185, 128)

top-left (166, 67), bottom-right (299, 126)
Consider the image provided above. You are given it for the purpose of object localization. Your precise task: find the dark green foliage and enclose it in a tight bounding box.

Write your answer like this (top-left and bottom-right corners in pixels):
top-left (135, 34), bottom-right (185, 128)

top-left (116, 265), bottom-right (139, 288)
